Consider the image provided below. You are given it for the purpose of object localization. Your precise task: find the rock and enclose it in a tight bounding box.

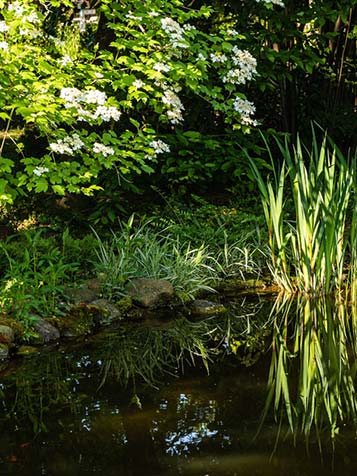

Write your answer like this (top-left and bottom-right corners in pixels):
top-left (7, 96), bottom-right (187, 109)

top-left (0, 343), bottom-right (9, 360)
top-left (33, 318), bottom-right (60, 343)
top-left (64, 286), bottom-right (99, 304)
top-left (125, 278), bottom-right (175, 308)
top-left (189, 299), bottom-right (227, 317)
top-left (0, 318), bottom-right (25, 339)
top-left (0, 325), bottom-right (15, 344)
top-left (90, 298), bottom-right (132, 325)
top-left (64, 278), bottom-right (103, 304)
top-left (47, 305), bottom-right (96, 338)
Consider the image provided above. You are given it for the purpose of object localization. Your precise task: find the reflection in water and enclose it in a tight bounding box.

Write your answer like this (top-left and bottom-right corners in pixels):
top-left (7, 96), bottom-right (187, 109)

top-left (1, 296), bottom-right (357, 474)
top-left (262, 294), bottom-right (357, 443)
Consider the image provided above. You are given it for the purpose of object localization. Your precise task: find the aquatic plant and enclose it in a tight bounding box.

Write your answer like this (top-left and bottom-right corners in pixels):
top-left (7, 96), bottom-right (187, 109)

top-left (249, 130), bottom-right (356, 295)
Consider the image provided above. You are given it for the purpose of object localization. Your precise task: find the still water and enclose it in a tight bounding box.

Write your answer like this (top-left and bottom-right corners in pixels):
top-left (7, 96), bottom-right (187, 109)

top-left (1, 296), bottom-right (357, 475)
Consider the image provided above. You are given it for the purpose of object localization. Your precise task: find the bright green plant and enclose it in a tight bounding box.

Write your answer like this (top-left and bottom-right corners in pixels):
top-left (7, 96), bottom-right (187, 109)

top-left (0, 230), bottom-right (79, 326)
top-left (0, 0), bottom-right (267, 207)
top-left (249, 131), bottom-right (356, 295)
top-left (93, 215), bottom-right (216, 302)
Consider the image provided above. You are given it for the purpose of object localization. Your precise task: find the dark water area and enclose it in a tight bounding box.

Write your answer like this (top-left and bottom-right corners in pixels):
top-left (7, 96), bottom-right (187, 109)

top-left (1, 297), bottom-right (357, 475)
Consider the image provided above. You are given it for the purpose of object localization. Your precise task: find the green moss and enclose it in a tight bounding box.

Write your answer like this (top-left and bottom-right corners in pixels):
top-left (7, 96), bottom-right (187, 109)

top-left (0, 318), bottom-right (25, 339)
top-left (47, 304), bottom-right (96, 338)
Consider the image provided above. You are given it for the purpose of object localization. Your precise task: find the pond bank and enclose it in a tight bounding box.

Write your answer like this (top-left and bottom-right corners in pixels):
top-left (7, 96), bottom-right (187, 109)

top-left (0, 275), bottom-right (278, 367)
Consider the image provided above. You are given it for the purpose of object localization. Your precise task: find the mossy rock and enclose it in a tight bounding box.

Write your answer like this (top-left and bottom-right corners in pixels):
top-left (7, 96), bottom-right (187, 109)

top-left (90, 297), bottom-right (133, 325)
top-left (47, 304), bottom-right (97, 338)
top-left (0, 318), bottom-right (25, 340)
top-left (189, 299), bottom-right (227, 318)
top-left (0, 325), bottom-right (15, 344)
top-left (217, 277), bottom-right (276, 295)
top-left (0, 343), bottom-right (9, 360)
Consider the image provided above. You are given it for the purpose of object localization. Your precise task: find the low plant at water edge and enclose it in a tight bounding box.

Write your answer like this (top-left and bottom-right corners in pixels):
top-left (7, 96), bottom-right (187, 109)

top-left (93, 215), bottom-right (216, 302)
top-left (0, 230), bottom-right (80, 326)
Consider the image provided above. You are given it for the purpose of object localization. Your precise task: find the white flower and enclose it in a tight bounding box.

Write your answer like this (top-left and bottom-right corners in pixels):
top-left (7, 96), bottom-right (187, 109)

top-left (132, 79), bottom-right (145, 89)
top-left (232, 47), bottom-right (257, 70)
top-left (196, 53), bottom-right (206, 61)
top-left (255, 0), bottom-right (284, 6)
top-left (149, 140), bottom-right (170, 155)
top-left (233, 97), bottom-right (257, 126)
top-left (24, 11), bottom-right (40, 24)
top-left (0, 21), bottom-right (9, 33)
top-left (60, 87), bottom-right (82, 105)
top-left (227, 29), bottom-right (238, 36)
top-left (93, 142), bottom-right (115, 156)
top-left (49, 134), bottom-right (84, 155)
top-left (93, 106), bottom-right (121, 122)
top-left (160, 17), bottom-right (190, 49)
top-left (94, 72), bottom-right (104, 79)
top-left (148, 11), bottom-right (159, 17)
top-left (153, 62), bottom-right (171, 73)
top-left (210, 53), bottom-right (228, 63)
top-left (8, 1), bottom-right (24, 16)
top-left (0, 41), bottom-right (8, 51)
top-left (126, 13), bottom-right (143, 21)
top-left (162, 89), bottom-right (184, 124)
top-left (222, 48), bottom-right (257, 85)
top-left (80, 89), bottom-right (107, 105)
top-left (59, 55), bottom-right (73, 66)
top-left (33, 166), bottom-right (49, 177)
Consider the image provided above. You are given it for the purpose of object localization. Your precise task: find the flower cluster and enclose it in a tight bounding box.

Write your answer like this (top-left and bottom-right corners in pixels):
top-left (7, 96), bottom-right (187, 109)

top-left (60, 88), bottom-right (106, 106)
top-left (7, 1), bottom-right (24, 16)
top-left (49, 134), bottom-right (84, 155)
top-left (132, 79), bottom-right (145, 89)
top-left (162, 88), bottom-right (184, 124)
top-left (59, 87), bottom-right (121, 123)
top-left (149, 140), bottom-right (170, 155)
top-left (33, 166), bottom-right (49, 177)
top-left (0, 21), bottom-right (9, 33)
top-left (160, 17), bottom-right (192, 49)
top-left (153, 62), bottom-right (171, 73)
top-left (233, 97), bottom-right (257, 126)
top-left (255, 0), bottom-right (285, 7)
top-left (223, 48), bottom-right (257, 85)
top-left (8, 1), bottom-right (41, 23)
top-left (210, 53), bottom-right (228, 63)
top-left (146, 139), bottom-right (170, 160)
top-left (0, 41), bottom-right (9, 51)
top-left (59, 55), bottom-right (73, 67)
top-left (93, 142), bottom-right (115, 157)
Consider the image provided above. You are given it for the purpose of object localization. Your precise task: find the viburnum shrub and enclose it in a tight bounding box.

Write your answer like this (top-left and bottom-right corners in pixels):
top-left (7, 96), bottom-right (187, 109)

top-left (0, 0), bottom-right (284, 204)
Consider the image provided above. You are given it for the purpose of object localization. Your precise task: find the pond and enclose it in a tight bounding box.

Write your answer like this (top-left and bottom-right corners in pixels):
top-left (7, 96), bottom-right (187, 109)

top-left (1, 295), bottom-right (357, 475)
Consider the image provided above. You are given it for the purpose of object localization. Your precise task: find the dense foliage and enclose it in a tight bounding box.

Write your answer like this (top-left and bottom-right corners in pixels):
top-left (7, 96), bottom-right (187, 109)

top-left (1, 0), bottom-right (355, 221)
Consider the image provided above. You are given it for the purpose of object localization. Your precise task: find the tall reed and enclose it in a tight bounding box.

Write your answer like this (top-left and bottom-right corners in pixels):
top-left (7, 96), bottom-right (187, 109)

top-left (249, 131), bottom-right (356, 295)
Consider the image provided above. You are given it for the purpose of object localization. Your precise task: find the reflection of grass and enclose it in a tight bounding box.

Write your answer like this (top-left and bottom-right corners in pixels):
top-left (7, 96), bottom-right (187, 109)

top-left (0, 305), bottom-right (268, 433)
top-left (261, 294), bottom-right (357, 445)
top-left (97, 304), bottom-right (269, 390)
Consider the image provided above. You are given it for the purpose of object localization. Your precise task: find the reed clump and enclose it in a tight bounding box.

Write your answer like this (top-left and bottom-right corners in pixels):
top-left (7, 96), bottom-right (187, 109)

top-left (249, 130), bottom-right (357, 296)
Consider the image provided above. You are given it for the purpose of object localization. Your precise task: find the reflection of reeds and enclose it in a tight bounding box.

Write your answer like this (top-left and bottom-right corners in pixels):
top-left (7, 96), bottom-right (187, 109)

top-left (261, 295), bottom-right (357, 443)
top-left (249, 130), bottom-right (356, 295)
